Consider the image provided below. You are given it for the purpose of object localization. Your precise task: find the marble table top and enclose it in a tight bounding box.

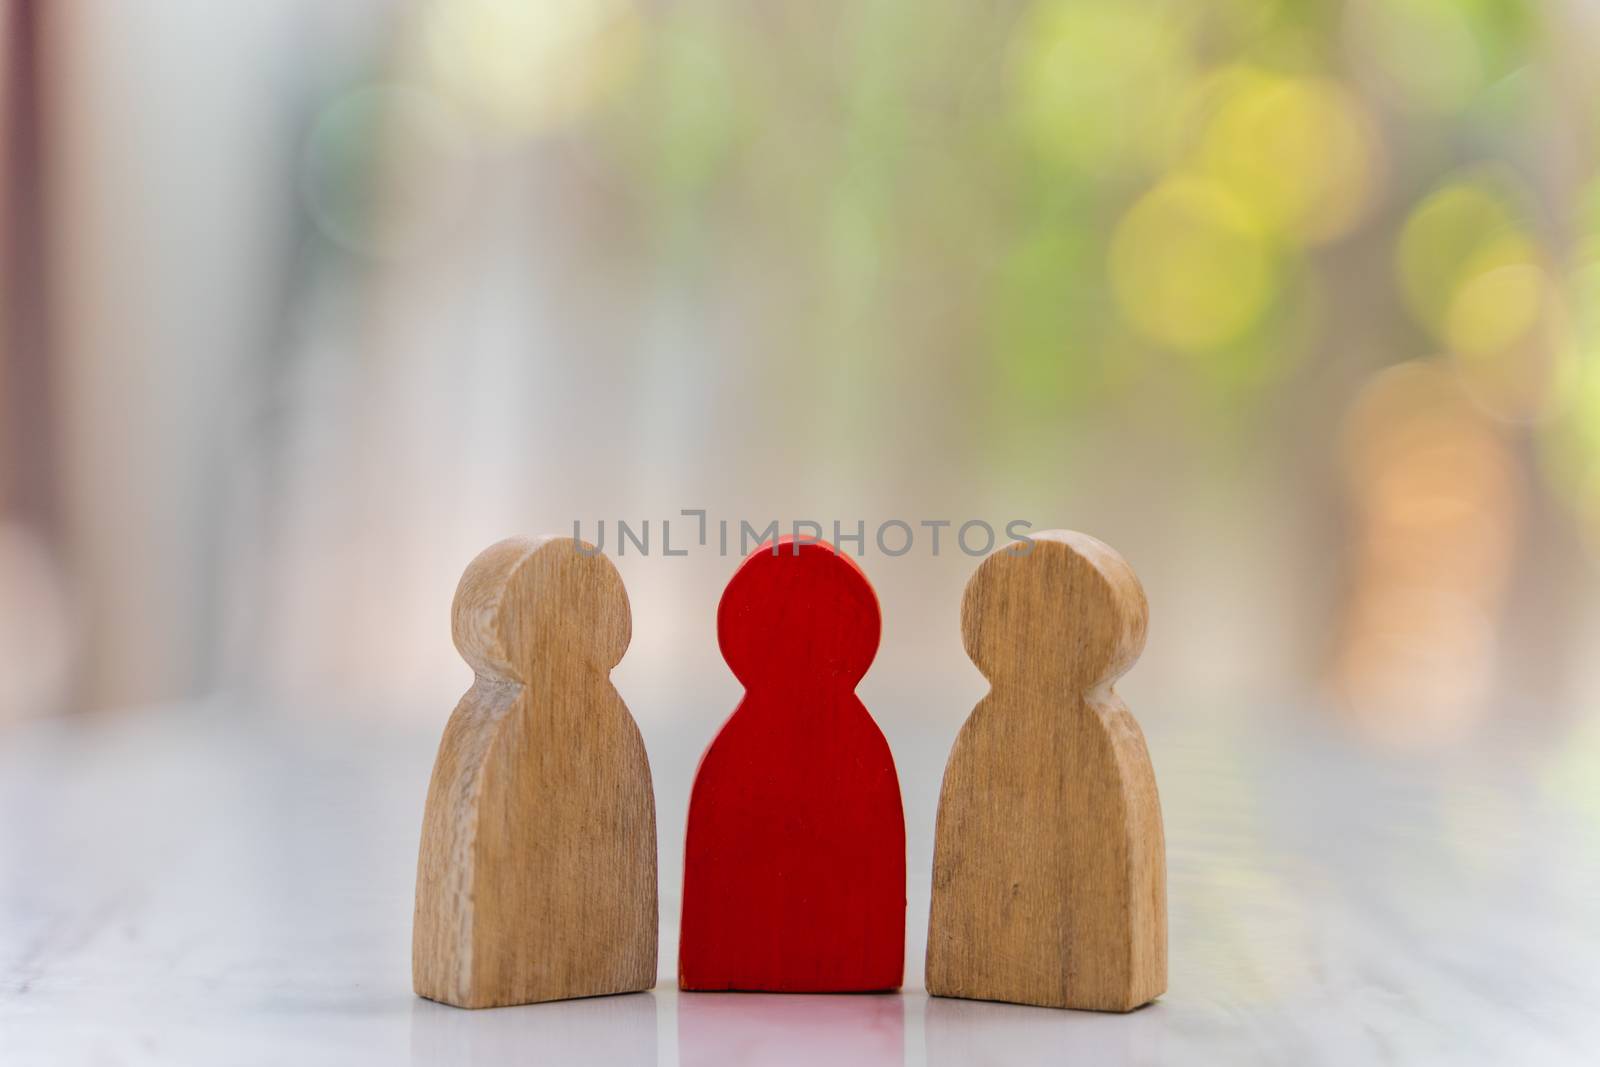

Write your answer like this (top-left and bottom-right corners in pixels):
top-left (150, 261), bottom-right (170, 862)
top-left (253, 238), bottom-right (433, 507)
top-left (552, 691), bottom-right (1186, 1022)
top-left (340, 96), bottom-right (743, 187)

top-left (2, 698), bottom-right (1596, 1065)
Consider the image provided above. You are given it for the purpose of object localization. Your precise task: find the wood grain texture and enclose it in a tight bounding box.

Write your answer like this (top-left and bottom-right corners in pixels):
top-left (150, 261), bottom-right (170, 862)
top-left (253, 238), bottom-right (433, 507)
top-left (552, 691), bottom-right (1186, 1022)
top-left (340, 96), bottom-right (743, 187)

top-left (413, 536), bottom-right (657, 1008)
top-left (926, 530), bottom-right (1165, 1012)
top-left (680, 537), bottom-right (906, 992)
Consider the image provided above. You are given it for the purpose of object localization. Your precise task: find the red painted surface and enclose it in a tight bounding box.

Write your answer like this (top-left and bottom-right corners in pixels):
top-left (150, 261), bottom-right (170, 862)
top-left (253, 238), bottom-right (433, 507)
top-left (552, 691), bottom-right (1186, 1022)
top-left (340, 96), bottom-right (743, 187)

top-left (680, 537), bottom-right (906, 992)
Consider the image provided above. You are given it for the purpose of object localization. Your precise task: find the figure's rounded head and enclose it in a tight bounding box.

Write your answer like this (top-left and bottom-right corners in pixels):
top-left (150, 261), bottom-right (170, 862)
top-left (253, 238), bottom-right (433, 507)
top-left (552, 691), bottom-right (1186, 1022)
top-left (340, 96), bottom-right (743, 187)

top-left (961, 530), bottom-right (1147, 691)
top-left (452, 536), bottom-right (630, 680)
top-left (717, 537), bottom-right (880, 689)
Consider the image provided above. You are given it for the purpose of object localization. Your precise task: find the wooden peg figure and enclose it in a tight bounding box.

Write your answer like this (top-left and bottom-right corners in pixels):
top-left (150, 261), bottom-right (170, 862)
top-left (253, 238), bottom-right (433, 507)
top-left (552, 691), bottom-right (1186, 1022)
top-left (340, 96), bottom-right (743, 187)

top-left (414, 536), bottom-right (657, 1008)
top-left (680, 537), bottom-right (906, 992)
top-left (926, 530), bottom-right (1165, 1012)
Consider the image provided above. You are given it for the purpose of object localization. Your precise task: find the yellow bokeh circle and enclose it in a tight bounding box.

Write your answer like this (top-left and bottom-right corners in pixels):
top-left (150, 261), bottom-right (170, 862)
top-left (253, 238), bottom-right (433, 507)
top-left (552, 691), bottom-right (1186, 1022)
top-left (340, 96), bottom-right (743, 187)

top-left (1197, 69), bottom-right (1380, 245)
top-left (1011, 0), bottom-right (1193, 178)
top-left (1110, 177), bottom-right (1276, 352)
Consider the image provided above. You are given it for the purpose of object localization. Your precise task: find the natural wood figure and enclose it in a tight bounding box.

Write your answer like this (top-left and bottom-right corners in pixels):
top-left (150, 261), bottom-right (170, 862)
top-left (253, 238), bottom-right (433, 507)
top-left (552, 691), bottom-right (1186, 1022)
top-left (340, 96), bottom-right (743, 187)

top-left (680, 537), bottom-right (906, 992)
top-left (926, 530), bottom-right (1165, 1012)
top-left (414, 536), bottom-right (657, 1008)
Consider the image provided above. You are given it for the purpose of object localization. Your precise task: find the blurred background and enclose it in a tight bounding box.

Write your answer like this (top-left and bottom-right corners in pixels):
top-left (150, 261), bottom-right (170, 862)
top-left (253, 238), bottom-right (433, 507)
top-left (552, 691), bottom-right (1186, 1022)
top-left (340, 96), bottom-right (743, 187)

top-left (9, 6), bottom-right (1600, 1059)
top-left (4, 0), bottom-right (1600, 762)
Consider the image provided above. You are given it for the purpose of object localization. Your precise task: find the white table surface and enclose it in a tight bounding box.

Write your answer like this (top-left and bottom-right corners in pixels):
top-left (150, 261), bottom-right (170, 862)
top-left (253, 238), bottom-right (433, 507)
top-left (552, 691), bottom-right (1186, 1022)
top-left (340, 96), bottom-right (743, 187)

top-left (2, 698), bottom-right (1597, 1065)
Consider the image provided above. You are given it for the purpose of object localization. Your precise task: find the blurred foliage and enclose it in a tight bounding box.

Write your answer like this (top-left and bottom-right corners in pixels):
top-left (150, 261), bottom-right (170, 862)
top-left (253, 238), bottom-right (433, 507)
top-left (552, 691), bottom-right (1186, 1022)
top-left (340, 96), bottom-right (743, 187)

top-left (346, 0), bottom-right (1600, 536)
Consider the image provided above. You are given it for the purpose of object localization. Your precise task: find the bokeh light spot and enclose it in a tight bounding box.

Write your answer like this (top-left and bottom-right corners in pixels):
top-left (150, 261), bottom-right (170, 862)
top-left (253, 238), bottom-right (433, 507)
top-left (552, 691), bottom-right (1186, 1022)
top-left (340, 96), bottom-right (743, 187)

top-left (1011, 0), bottom-right (1193, 178)
top-left (1397, 177), bottom-right (1534, 341)
top-left (1197, 70), bottom-right (1380, 246)
top-left (1446, 263), bottom-right (1542, 357)
top-left (1346, 0), bottom-right (1492, 115)
top-left (1445, 263), bottom-right (1575, 423)
top-left (1110, 177), bottom-right (1275, 352)
top-left (302, 85), bottom-right (474, 259)
top-left (1333, 360), bottom-right (1519, 746)
top-left (420, 0), bottom-right (642, 136)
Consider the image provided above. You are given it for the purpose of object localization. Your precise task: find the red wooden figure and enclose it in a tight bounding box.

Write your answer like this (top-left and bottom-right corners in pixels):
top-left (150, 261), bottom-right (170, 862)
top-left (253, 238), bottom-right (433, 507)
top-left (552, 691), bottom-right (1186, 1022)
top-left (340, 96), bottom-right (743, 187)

top-left (679, 537), bottom-right (906, 992)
